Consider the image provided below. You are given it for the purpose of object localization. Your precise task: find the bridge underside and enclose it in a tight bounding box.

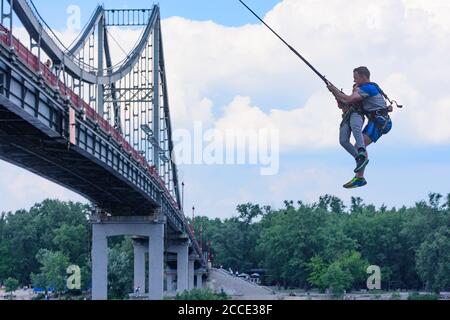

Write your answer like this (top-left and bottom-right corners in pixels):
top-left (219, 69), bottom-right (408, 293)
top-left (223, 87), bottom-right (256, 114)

top-left (0, 96), bottom-right (159, 216)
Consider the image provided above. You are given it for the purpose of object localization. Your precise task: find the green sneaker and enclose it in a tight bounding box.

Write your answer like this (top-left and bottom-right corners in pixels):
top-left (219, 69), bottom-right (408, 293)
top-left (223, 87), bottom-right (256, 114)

top-left (343, 177), bottom-right (367, 189)
top-left (354, 153), bottom-right (369, 173)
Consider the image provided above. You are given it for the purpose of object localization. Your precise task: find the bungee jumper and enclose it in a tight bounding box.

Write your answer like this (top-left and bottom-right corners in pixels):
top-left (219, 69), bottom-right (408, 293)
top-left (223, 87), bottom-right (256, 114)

top-left (328, 67), bottom-right (394, 188)
top-left (237, 0), bottom-right (402, 189)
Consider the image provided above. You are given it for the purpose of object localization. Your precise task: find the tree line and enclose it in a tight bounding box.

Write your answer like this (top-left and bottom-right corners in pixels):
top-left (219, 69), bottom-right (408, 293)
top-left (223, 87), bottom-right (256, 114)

top-left (194, 193), bottom-right (450, 295)
top-left (0, 194), bottom-right (449, 298)
top-left (0, 199), bottom-right (131, 299)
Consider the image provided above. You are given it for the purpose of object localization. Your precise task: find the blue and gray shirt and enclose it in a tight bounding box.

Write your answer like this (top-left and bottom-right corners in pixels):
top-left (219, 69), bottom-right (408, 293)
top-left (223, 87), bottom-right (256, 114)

top-left (357, 83), bottom-right (387, 113)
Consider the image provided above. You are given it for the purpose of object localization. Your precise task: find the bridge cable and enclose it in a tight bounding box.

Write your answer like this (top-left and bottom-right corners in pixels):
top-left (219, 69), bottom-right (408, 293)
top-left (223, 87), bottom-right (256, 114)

top-left (105, 27), bottom-right (153, 85)
top-left (28, 0), bottom-right (94, 69)
top-left (29, 0), bottom-right (70, 51)
top-left (105, 27), bottom-right (128, 56)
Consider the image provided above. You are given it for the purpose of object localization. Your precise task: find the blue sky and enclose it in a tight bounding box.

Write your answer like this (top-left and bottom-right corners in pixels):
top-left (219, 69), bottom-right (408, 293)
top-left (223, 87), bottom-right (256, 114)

top-left (30, 0), bottom-right (281, 28)
top-left (2, 0), bottom-right (450, 218)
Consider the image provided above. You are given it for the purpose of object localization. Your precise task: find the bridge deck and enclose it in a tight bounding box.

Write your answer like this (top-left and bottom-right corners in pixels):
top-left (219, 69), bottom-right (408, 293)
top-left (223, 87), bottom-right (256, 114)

top-left (0, 95), bottom-right (158, 215)
top-left (0, 23), bottom-right (172, 217)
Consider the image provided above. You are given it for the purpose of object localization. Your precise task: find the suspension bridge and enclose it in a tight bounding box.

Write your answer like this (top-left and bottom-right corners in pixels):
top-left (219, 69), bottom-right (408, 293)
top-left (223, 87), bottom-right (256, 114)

top-left (0, 0), bottom-right (207, 299)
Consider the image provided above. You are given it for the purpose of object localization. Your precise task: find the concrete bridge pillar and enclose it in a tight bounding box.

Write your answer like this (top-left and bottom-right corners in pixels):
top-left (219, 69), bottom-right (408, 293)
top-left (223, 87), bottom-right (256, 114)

top-left (167, 243), bottom-right (189, 293)
top-left (92, 224), bottom-right (108, 300)
top-left (166, 272), bottom-right (174, 293)
top-left (188, 257), bottom-right (195, 290)
top-left (147, 223), bottom-right (164, 300)
top-left (91, 216), bottom-right (165, 300)
top-left (196, 273), bottom-right (203, 289)
top-left (133, 238), bottom-right (147, 294)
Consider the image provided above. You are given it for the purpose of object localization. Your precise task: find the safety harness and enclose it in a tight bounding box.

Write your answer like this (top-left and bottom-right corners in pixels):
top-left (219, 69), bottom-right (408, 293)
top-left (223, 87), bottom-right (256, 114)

top-left (340, 103), bottom-right (364, 128)
top-left (340, 82), bottom-right (394, 134)
top-left (368, 82), bottom-right (403, 110)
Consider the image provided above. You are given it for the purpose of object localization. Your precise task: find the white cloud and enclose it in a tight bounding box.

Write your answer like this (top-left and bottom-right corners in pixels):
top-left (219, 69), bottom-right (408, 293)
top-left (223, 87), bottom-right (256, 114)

top-left (14, 0), bottom-right (449, 149)
top-left (159, 0), bottom-right (450, 149)
top-left (403, 0), bottom-right (450, 31)
top-left (3, 0), bottom-right (450, 216)
top-left (214, 93), bottom-right (341, 152)
top-left (0, 161), bottom-right (87, 213)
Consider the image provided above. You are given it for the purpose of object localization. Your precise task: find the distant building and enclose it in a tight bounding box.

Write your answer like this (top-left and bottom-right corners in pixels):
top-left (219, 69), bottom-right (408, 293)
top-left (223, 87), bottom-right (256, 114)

top-left (249, 273), bottom-right (261, 284)
top-left (238, 273), bottom-right (250, 280)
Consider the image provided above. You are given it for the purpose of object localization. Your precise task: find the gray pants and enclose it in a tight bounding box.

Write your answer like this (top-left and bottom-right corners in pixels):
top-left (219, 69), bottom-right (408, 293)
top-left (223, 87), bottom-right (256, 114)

top-left (339, 112), bottom-right (365, 158)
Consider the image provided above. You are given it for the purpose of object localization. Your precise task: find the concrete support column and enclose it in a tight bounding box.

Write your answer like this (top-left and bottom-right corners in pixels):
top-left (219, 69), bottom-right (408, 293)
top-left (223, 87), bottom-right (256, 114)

top-left (196, 274), bottom-right (203, 289)
top-left (148, 223), bottom-right (164, 300)
top-left (176, 245), bottom-right (189, 293)
top-left (168, 243), bottom-right (189, 293)
top-left (166, 273), bottom-right (174, 292)
top-left (188, 259), bottom-right (195, 290)
top-left (92, 224), bottom-right (108, 300)
top-left (133, 239), bottom-right (146, 294)
top-left (91, 216), bottom-right (166, 300)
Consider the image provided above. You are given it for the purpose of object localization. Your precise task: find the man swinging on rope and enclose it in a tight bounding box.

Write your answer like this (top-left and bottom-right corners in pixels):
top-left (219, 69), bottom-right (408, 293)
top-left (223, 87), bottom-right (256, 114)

top-left (237, 2), bottom-right (401, 189)
top-left (327, 66), bottom-right (392, 189)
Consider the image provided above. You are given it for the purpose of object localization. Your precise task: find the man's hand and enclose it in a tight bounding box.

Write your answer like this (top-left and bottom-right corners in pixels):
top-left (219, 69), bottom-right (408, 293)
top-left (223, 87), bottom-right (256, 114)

top-left (327, 81), bottom-right (337, 92)
top-left (326, 81), bottom-right (339, 94)
top-left (326, 81), bottom-right (362, 106)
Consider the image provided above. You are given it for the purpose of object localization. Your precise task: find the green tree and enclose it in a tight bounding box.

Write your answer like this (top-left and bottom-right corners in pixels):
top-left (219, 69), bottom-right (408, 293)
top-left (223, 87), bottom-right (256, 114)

top-left (0, 237), bottom-right (15, 281)
top-left (307, 251), bottom-right (368, 295)
top-left (306, 256), bottom-right (328, 291)
top-left (0, 200), bottom-right (90, 285)
top-left (416, 227), bottom-right (450, 293)
top-left (53, 224), bottom-right (88, 266)
top-left (257, 203), bottom-right (330, 288)
top-left (350, 197), bottom-right (365, 213)
top-left (31, 249), bottom-right (71, 295)
top-left (175, 288), bottom-right (228, 300)
top-left (322, 262), bottom-right (353, 297)
top-left (205, 207), bottom-right (262, 274)
top-left (317, 195), bottom-right (345, 214)
top-left (336, 251), bottom-right (369, 287)
top-left (4, 277), bottom-right (20, 299)
top-left (108, 237), bottom-right (133, 299)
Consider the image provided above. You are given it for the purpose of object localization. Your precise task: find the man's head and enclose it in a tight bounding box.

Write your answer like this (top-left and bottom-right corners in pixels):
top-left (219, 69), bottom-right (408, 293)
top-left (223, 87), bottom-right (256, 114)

top-left (353, 66), bottom-right (370, 85)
